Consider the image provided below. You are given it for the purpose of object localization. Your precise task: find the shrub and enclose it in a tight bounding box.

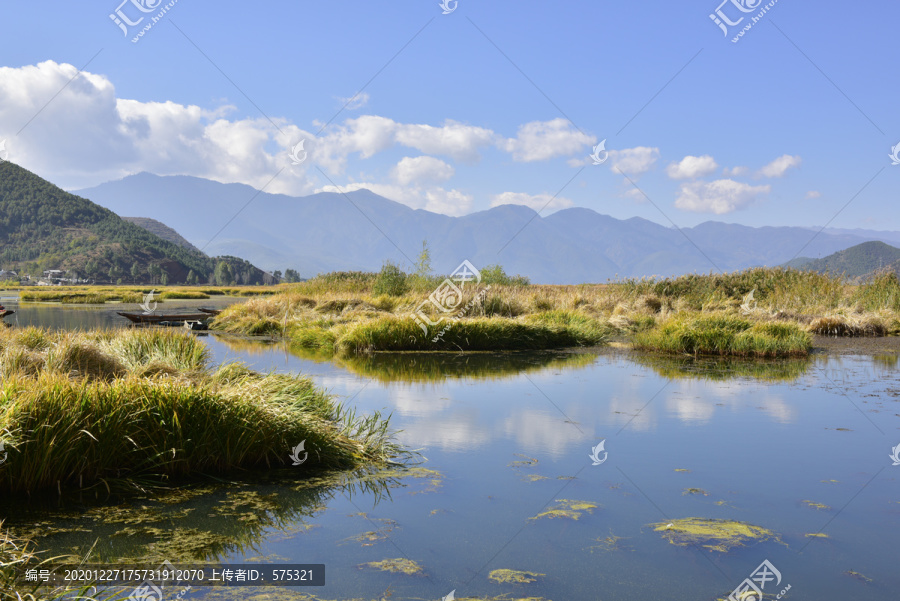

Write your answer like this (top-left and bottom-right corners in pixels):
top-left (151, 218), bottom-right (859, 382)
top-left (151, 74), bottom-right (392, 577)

top-left (479, 264), bottom-right (530, 286)
top-left (373, 262), bottom-right (409, 297)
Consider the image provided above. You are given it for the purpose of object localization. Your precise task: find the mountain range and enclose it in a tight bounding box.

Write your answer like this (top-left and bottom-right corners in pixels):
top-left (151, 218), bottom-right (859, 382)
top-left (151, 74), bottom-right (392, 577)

top-left (0, 162), bottom-right (266, 284)
top-left (76, 173), bottom-right (900, 284)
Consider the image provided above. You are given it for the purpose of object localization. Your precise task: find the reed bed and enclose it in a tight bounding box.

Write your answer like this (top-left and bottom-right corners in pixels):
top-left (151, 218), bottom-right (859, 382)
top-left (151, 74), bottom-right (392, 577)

top-left (0, 328), bottom-right (406, 494)
top-left (213, 267), bottom-right (900, 356)
top-left (632, 313), bottom-right (812, 357)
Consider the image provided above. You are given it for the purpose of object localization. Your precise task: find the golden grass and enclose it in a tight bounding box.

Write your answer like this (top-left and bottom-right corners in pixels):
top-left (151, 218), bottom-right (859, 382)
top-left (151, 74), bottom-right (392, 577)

top-left (0, 327), bottom-right (407, 494)
top-left (213, 267), bottom-right (900, 356)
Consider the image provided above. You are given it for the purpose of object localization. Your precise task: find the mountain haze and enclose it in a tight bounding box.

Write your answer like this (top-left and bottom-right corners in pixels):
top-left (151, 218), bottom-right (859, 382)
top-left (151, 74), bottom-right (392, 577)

top-left (76, 173), bottom-right (899, 284)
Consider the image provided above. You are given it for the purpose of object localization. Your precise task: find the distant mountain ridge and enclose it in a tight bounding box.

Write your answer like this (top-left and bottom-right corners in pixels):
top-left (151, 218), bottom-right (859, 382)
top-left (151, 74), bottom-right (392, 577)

top-left (76, 173), bottom-right (900, 284)
top-left (122, 217), bottom-right (201, 253)
top-left (785, 241), bottom-right (900, 280)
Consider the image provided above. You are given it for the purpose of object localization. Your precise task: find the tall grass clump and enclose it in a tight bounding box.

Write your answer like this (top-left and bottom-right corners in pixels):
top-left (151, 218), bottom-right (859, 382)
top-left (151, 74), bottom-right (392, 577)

top-left (0, 327), bottom-right (408, 494)
top-left (633, 313), bottom-right (811, 357)
top-left (853, 272), bottom-right (900, 311)
top-left (335, 314), bottom-right (608, 354)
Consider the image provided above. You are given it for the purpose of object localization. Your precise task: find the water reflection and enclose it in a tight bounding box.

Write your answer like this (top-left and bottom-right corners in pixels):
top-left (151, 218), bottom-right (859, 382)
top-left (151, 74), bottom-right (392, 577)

top-left (4, 466), bottom-right (404, 564)
top-left (294, 345), bottom-right (601, 383)
top-left (628, 351), bottom-right (813, 382)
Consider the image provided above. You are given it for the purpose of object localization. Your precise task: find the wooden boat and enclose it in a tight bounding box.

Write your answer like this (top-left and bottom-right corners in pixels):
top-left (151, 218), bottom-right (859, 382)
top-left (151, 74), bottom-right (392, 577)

top-left (0, 310), bottom-right (15, 319)
top-left (117, 311), bottom-right (211, 325)
top-left (198, 308), bottom-right (221, 315)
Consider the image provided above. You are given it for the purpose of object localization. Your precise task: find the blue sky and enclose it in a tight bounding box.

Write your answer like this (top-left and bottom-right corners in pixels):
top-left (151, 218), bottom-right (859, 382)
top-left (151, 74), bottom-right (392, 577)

top-left (0, 0), bottom-right (897, 229)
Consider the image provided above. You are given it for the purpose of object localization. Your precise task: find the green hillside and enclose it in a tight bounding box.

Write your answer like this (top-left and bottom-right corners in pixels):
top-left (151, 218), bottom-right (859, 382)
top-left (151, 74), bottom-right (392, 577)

top-left (0, 162), bottom-right (267, 284)
top-left (784, 241), bottom-right (900, 280)
top-left (122, 216), bottom-right (201, 253)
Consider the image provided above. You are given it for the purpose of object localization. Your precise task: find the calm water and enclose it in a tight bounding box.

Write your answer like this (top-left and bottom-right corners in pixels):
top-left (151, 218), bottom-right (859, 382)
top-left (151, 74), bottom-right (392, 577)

top-left (6, 304), bottom-right (900, 601)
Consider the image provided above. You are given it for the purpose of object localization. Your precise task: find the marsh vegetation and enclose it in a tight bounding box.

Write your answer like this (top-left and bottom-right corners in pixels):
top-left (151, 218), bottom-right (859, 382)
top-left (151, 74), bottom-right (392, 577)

top-left (213, 267), bottom-right (900, 357)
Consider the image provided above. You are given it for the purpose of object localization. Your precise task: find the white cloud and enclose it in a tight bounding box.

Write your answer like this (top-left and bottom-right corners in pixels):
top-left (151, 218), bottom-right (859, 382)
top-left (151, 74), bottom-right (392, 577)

top-left (395, 120), bottom-right (495, 162)
top-left (336, 91), bottom-right (370, 110)
top-left (500, 118), bottom-right (595, 162)
top-left (313, 115), bottom-right (398, 174)
top-left (490, 191), bottom-right (573, 212)
top-left (666, 154), bottom-right (718, 179)
top-left (621, 187), bottom-right (648, 203)
top-left (723, 166), bottom-right (749, 177)
top-left (317, 181), bottom-right (420, 205)
top-left (391, 156), bottom-right (454, 185)
top-left (424, 188), bottom-right (473, 216)
top-left (758, 154), bottom-right (801, 178)
top-left (609, 146), bottom-right (659, 177)
top-left (675, 179), bottom-right (771, 214)
top-left (0, 61), bottom-right (590, 209)
top-left (316, 181), bottom-right (471, 216)
top-left (805, 190), bottom-right (821, 199)
top-left (0, 60), bottom-right (316, 194)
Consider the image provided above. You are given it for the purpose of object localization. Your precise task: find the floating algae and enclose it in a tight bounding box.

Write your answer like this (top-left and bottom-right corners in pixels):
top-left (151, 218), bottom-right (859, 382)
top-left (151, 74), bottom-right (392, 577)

top-left (509, 454), bottom-right (539, 467)
top-left (392, 466), bottom-right (444, 494)
top-left (650, 518), bottom-right (778, 553)
top-left (683, 488), bottom-right (709, 496)
top-left (674, 468), bottom-right (691, 473)
top-left (590, 531), bottom-right (631, 552)
top-left (845, 569), bottom-right (873, 583)
top-left (805, 532), bottom-right (829, 538)
top-left (523, 474), bottom-right (549, 482)
top-left (802, 500), bottom-right (831, 511)
top-left (530, 499), bottom-right (598, 521)
top-left (341, 513), bottom-right (398, 546)
top-left (358, 557), bottom-right (424, 575)
top-left (149, 527), bottom-right (235, 561)
top-left (489, 569), bottom-right (544, 584)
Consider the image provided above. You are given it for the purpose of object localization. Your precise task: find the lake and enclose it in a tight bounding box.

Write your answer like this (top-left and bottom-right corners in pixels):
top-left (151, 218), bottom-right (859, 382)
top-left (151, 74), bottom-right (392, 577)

top-left (4, 301), bottom-right (900, 600)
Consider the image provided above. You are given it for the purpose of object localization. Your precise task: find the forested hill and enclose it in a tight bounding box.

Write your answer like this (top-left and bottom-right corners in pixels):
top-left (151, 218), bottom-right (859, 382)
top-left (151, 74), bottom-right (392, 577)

top-left (0, 161), bottom-right (266, 284)
top-left (784, 241), bottom-right (900, 280)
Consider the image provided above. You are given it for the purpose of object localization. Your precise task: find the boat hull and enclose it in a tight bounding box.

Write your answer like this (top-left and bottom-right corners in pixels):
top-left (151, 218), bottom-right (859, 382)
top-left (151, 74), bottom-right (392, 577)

top-left (117, 312), bottom-right (211, 324)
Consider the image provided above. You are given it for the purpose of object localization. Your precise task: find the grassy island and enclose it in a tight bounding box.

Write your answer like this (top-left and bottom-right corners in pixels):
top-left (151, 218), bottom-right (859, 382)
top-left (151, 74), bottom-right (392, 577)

top-left (211, 267), bottom-right (900, 357)
top-left (0, 327), bottom-right (406, 495)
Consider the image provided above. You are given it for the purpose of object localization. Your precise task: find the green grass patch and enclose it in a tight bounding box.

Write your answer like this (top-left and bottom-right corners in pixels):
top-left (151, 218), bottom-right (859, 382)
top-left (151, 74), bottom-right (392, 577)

top-left (633, 313), bottom-right (811, 357)
top-left (159, 290), bottom-right (210, 300)
top-left (335, 314), bottom-right (608, 354)
top-left (0, 328), bottom-right (407, 494)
